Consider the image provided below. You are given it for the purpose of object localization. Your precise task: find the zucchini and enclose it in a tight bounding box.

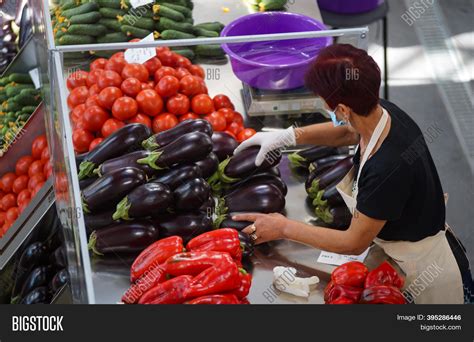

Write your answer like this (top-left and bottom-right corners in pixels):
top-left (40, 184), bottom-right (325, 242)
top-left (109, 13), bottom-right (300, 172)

top-left (158, 17), bottom-right (194, 34)
top-left (58, 34), bottom-right (96, 45)
top-left (69, 11), bottom-right (102, 24)
top-left (99, 7), bottom-right (126, 18)
top-left (120, 25), bottom-right (152, 38)
top-left (195, 44), bottom-right (225, 57)
top-left (193, 27), bottom-right (218, 37)
top-left (9, 73), bottom-right (32, 84)
top-left (22, 106), bottom-right (38, 114)
top-left (160, 29), bottom-right (195, 40)
top-left (67, 24), bottom-right (107, 36)
top-left (259, 0), bottom-right (287, 11)
top-left (96, 0), bottom-right (122, 8)
top-left (171, 48), bottom-right (195, 60)
top-left (153, 4), bottom-right (185, 22)
top-left (97, 32), bottom-right (128, 43)
top-left (194, 22), bottom-right (225, 33)
top-left (61, 2), bottom-right (99, 18)
top-left (120, 15), bottom-right (155, 30)
top-left (160, 3), bottom-right (192, 18)
top-left (99, 18), bottom-right (122, 31)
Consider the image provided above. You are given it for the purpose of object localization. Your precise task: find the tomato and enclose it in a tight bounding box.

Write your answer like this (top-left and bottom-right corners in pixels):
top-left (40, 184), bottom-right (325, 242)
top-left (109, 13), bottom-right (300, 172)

top-left (40, 148), bottom-right (50, 164)
top-left (98, 86), bottom-right (123, 109)
top-left (1, 221), bottom-right (12, 234)
top-left (204, 112), bottom-right (227, 132)
top-left (43, 161), bottom-right (53, 179)
top-left (31, 182), bottom-right (44, 198)
top-left (155, 75), bottom-right (180, 98)
top-left (232, 112), bottom-right (244, 125)
top-left (143, 57), bottom-right (162, 75)
top-left (86, 69), bottom-right (104, 87)
top-left (128, 113), bottom-right (152, 128)
top-left (1, 172), bottom-right (16, 193)
top-left (105, 55), bottom-right (126, 74)
top-left (97, 70), bottom-right (123, 90)
top-left (67, 70), bottom-right (89, 91)
top-left (85, 94), bottom-right (101, 108)
top-left (224, 130), bottom-right (237, 140)
top-left (28, 160), bottom-right (44, 178)
top-left (175, 55), bottom-right (192, 69)
top-left (196, 78), bottom-right (208, 95)
top-left (188, 65), bottom-right (205, 78)
top-left (6, 207), bottom-right (19, 222)
top-left (175, 67), bottom-right (191, 80)
top-left (28, 174), bottom-right (45, 192)
top-left (179, 75), bottom-right (200, 97)
top-left (154, 66), bottom-right (177, 81)
top-left (112, 97), bottom-right (138, 120)
top-left (179, 112), bottom-right (200, 122)
top-left (71, 104), bottom-right (86, 124)
top-left (226, 121), bottom-right (244, 136)
top-left (191, 94), bottom-right (214, 115)
top-left (89, 137), bottom-right (104, 152)
top-left (67, 86), bottom-right (89, 109)
top-left (101, 118), bottom-right (125, 138)
top-left (12, 175), bottom-right (28, 194)
top-left (90, 58), bottom-right (108, 71)
top-left (156, 46), bottom-right (170, 54)
top-left (121, 77), bottom-right (142, 97)
top-left (1, 194), bottom-right (16, 211)
top-left (18, 203), bottom-right (28, 214)
top-left (213, 94), bottom-right (234, 110)
top-left (17, 189), bottom-right (31, 207)
top-left (55, 172), bottom-right (69, 193)
top-left (217, 108), bottom-right (235, 123)
top-left (88, 84), bottom-right (101, 96)
top-left (157, 50), bottom-right (177, 67)
top-left (15, 156), bottom-right (34, 176)
top-left (237, 128), bottom-right (257, 142)
top-left (141, 82), bottom-right (153, 90)
top-left (122, 64), bottom-right (149, 82)
top-left (166, 94), bottom-right (190, 115)
top-left (0, 212), bottom-right (4, 226)
top-left (135, 89), bottom-right (163, 117)
top-left (82, 105), bottom-right (109, 132)
top-left (31, 135), bottom-right (48, 160)
top-left (74, 117), bottom-right (87, 130)
top-left (72, 129), bottom-right (95, 153)
top-left (152, 113), bottom-right (178, 133)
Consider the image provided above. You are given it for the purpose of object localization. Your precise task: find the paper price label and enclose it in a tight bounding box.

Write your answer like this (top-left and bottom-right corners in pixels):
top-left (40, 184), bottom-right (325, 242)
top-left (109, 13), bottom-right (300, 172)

top-left (317, 248), bottom-right (370, 266)
top-left (29, 68), bottom-right (41, 89)
top-left (130, 0), bottom-right (154, 8)
top-left (124, 33), bottom-right (156, 64)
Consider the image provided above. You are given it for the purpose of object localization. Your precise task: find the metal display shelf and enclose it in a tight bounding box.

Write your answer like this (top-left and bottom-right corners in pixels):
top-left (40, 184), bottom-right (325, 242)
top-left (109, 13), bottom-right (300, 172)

top-left (32, 0), bottom-right (373, 303)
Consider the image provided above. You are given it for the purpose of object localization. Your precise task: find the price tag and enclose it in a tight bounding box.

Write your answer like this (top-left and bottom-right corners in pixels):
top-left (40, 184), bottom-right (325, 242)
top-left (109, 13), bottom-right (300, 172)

top-left (124, 33), bottom-right (156, 64)
top-left (317, 248), bottom-right (370, 266)
top-left (29, 68), bottom-right (41, 89)
top-left (130, 0), bottom-right (154, 8)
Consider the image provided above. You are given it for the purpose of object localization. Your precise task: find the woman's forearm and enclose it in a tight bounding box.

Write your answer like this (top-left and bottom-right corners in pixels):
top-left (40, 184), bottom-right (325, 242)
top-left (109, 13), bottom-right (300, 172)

top-left (294, 122), bottom-right (359, 147)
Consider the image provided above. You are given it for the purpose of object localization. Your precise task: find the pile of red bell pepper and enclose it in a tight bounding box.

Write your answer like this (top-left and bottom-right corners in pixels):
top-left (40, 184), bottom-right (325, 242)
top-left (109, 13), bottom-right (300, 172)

top-left (324, 261), bottom-right (406, 304)
top-left (122, 228), bottom-right (251, 304)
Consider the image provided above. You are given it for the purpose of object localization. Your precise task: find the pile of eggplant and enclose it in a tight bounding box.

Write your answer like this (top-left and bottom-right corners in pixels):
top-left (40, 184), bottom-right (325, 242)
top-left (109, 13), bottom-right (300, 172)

top-left (289, 146), bottom-right (354, 230)
top-left (79, 120), bottom-right (251, 255)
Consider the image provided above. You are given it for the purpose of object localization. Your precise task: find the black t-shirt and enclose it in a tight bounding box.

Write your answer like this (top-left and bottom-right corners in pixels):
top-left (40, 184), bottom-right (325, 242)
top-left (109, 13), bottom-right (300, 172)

top-left (354, 100), bottom-right (446, 241)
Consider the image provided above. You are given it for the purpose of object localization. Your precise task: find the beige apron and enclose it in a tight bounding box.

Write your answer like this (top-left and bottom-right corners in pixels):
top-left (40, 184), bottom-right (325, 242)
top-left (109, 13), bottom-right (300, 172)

top-left (336, 109), bottom-right (464, 304)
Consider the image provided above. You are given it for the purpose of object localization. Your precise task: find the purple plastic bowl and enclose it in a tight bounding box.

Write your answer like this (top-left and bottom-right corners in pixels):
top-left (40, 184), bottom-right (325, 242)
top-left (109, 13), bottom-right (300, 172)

top-left (318, 0), bottom-right (383, 14)
top-left (221, 12), bottom-right (332, 90)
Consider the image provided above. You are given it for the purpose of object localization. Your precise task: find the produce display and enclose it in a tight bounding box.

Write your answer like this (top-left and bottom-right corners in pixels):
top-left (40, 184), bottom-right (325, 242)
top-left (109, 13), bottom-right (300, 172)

top-left (0, 72), bottom-right (41, 153)
top-left (0, 135), bottom-right (51, 237)
top-left (246, 0), bottom-right (289, 12)
top-left (121, 229), bottom-right (252, 304)
top-left (324, 261), bottom-right (406, 304)
top-left (51, 0), bottom-right (225, 60)
top-left (0, 20), bottom-right (17, 75)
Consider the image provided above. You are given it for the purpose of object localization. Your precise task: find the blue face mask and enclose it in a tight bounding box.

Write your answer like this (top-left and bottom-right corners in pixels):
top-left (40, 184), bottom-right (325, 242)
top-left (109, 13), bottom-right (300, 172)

top-left (328, 109), bottom-right (345, 127)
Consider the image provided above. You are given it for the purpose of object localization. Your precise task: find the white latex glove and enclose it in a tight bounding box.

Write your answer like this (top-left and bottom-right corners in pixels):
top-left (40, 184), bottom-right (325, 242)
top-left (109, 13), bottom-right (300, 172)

top-left (233, 127), bottom-right (296, 166)
top-left (273, 266), bottom-right (319, 298)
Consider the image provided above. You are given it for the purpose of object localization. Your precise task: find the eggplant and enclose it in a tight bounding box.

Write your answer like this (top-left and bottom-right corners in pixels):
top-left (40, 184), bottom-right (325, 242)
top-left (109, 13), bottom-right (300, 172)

top-left (224, 173), bottom-right (288, 196)
top-left (306, 156), bottom-right (353, 196)
top-left (312, 179), bottom-right (344, 209)
top-left (20, 287), bottom-right (50, 305)
top-left (212, 132), bottom-right (238, 161)
top-left (195, 152), bottom-right (219, 179)
top-left (81, 167), bottom-right (146, 213)
top-left (20, 266), bottom-right (54, 299)
top-left (308, 154), bottom-right (350, 173)
top-left (78, 123), bottom-right (152, 179)
top-left (88, 221), bottom-right (159, 255)
top-left (84, 209), bottom-right (118, 233)
top-left (238, 231), bottom-right (255, 258)
top-left (80, 177), bottom-right (98, 190)
top-left (288, 146), bottom-right (338, 169)
top-left (305, 164), bottom-right (334, 198)
top-left (219, 215), bottom-right (252, 231)
top-left (50, 269), bottom-right (69, 294)
top-left (76, 153), bottom-right (88, 170)
top-left (50, 246), bottom-right (67, 269)
top-left (12, 242), bottom-right (48, 299)
top-left (153, 213), bottom-right (213, 243)
top-left (96, 150), bottom-right (159, 177)
top-left (150, 164), bottom-right (202, 190)
top-left (199, 195), bottom-right (215, 215)
top-left (315, 206), bottom-right (352, 229)
top-left (138, 132), bottom-right (213, 171)
top-left (174, 178), bottom-right (210, 212)
top-left (267, 167), bottom-right (281, 177)
top-left (113, 183), bottom-right (173, 221)
top-left (143, 119), bottom-right (213, 150)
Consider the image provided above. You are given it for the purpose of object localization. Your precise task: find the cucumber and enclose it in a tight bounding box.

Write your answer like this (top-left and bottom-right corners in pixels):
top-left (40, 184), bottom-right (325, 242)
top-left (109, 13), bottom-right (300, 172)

top-left (99, 7), bottom-right (126, 18)
top-left (22, 106), bottom-right (38, 114)
top-left (4, 101), bottom-right (21, 112)
top-left (61, 2), bottom-right (99, 18)
top-left (98, 18), bottom-right (121, 31)
top-left (160, 29), bottom-right (195, 40)
top-left (5, 84), bottom-right (34, 97)
top-left (67, 24), bottom-right (107, 36)
top-left (158, 17), bottom-right (194, 34)
top-left (9, 73), bottom-right (32, 84)
top-left (259, 0), bottom-right (287, 11)
top-left (69, 11), bottom-right (101, 24)
top-left (154, 4), bottom-right (185, 22)
top-left (97, 32), bottom-right (128, 43)
top-left (18, 114), bottom-right (31, 122)
top-left (58, 34), bottom-right (96, 45)
top-left (195, 44), bottom-right (225, 57)
top-left (92, 50), bottom-right (116, 58)
top-left (120, 25), bottom-right (152, 38)
top-left (160, 3), bottom-right (192, 18)
top-left (128, 7), bottom-right (154, 18)
top-left (0, 94), bottom-right (7, 103)
top-left (194, 22), bottom-right (225, 33)
top-left (120, 15), bottom-right (155, 30)
top-left (193, 27), bottom-right (218, 37)
top-left (0, 77), bottom-right (9, 86)
top-left (171, 48), bottom-right (195, 60)
top-left (59, 0), bottom-right (77, 11)
top-left (14, 91), bottom-right (41, 106)
top-left (96, 0), bottom-right (122, 8)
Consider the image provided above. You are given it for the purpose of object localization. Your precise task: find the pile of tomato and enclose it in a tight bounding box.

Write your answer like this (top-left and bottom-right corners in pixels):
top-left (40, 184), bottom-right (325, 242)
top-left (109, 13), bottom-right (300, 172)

top-left (0, 135), bottom-right (51, 237)
top-left (67, 46), bottom-right (256, 154)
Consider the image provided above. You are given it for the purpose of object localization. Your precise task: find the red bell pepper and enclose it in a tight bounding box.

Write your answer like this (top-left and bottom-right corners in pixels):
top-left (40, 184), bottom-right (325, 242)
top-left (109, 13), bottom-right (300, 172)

top-left (187, 228), bottom-right (241, 261)
top-left (163, 251), bottom-right (235, 277)
top-left (231, 269), bottom-right (252, 299)
top-left (360, 285), bottom-right (406, 304)
top-left (130, 236), bottom-right (184, 282)
top-left (364, 261), bottom-right (404, 289)
top-left (329, 297), bottom-right (356, 304)
top-left (186, 294), bottom-right (240, 304)
top-left (122, 266), bottom-right (166, 304)
top-left (324, 281), bottom-right (363, 304)
top-left (240, 298), bottom-right (250, 304)
top-left (187, 260), bottom-right (241, 298)
top-left (331, 261), bottom-right (368, 288)
top-left (138, 275), bottom-right (193, 304)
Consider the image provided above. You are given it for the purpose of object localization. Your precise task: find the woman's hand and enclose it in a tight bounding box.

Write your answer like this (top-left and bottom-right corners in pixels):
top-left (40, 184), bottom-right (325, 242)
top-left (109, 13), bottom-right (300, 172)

top-left (233, 212), bottom-right (289, 244)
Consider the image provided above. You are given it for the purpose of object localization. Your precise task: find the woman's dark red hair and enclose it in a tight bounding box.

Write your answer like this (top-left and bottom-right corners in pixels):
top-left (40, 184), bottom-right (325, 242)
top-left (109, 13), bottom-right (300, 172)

top-left (305, 44), bottom-right (381, 116)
